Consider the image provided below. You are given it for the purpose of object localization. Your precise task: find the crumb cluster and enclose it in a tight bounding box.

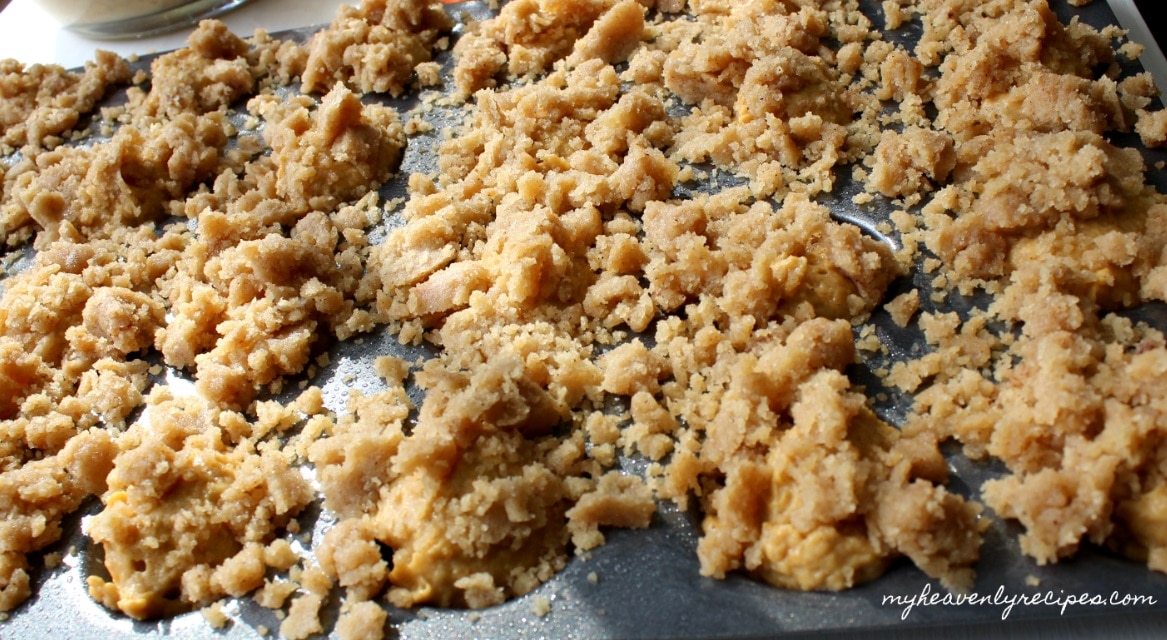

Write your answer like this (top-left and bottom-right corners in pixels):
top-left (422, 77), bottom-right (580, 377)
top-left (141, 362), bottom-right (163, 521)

top-left (1, 0), bottom-right (1166, 638)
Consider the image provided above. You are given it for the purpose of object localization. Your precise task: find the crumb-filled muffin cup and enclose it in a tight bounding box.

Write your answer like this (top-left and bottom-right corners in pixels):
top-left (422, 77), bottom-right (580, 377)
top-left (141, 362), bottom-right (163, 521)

top-left (34, 0), bottom-right (253, 38)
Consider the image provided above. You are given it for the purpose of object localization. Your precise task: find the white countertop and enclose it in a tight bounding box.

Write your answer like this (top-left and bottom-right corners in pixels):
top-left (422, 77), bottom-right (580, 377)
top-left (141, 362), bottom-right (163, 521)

top-left (0, 0), bottom-right (345, 68)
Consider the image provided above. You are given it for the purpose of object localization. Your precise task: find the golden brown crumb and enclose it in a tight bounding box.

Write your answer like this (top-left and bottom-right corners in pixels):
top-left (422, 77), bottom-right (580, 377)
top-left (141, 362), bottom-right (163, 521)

top-left (885, 290), bottom-right (921, 328)
top-left (1136, 109), bottom-right (1167, 148)
top-left (84, 394), bottom-right (313, 619)
top-left (567, 471), bottom-right (655, 550)
top-left (301, 0), bottom-right (453, 97)
top-left (0, 51), bottom-right (130, 154)
top-left (452, 0), bottom-right (622, 97)
top-left (531, 594), bottom-right (552, 617)
top-left (200, 601), bottom-right (230, 629)
top-left (280, 593), bottom-right (325, 640)
top-left (1, 0), bottom-right (1166, 637)
top-left (1118, 41), bottom-right (1144, 59)
top-left (336, 600), bottom-right (388, 640)
top-left (124, 20), bottom-right (260, 123)
top-left (254, 579), bottom-right (299, 610)
top-left (868, 127), bottom-right (955, 201)
top-left (317, 521), bottom-right (386, 601)
top-left (4, 112), bottom-right (230, 243)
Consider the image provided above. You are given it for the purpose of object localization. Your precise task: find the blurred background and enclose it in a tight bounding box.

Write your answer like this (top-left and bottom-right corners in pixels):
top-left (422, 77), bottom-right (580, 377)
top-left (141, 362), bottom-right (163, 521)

top-left (0, 0), bottom-right (344, 67)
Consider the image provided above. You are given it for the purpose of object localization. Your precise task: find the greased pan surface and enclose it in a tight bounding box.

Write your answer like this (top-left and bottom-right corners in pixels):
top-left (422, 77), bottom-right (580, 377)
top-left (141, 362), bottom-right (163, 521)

top-left (3, 1), bottom-right (1167, 638)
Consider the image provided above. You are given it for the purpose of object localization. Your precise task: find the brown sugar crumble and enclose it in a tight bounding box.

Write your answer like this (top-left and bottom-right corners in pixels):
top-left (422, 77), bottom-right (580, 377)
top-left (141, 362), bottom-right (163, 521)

top-left (2, 0), bottom-right (1167, 637)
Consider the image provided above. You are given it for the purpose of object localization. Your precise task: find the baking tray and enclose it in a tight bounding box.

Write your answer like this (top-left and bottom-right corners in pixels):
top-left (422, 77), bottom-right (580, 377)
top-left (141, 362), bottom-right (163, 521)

top-left (3, 1), bottom-right (1167, 638)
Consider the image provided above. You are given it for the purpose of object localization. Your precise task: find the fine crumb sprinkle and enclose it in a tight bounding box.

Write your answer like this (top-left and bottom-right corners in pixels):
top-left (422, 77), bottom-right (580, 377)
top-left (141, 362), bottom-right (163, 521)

top-left (42, 552), bottom-right (63, 569)
top-left (885, 290), bottom-right (921, 328)
top-left (856, 329), bottom-right (883, 353)
top-left (405, 116), bottom-right (436, 135)
top-left (1119, 41), bottom-right (1144, 59)
top-left (200, 601), bottom-right (230, 629)
top-left (532, 595), bottom-right (552, 618)
top-left (587, 571), bottom-right (599, 584)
